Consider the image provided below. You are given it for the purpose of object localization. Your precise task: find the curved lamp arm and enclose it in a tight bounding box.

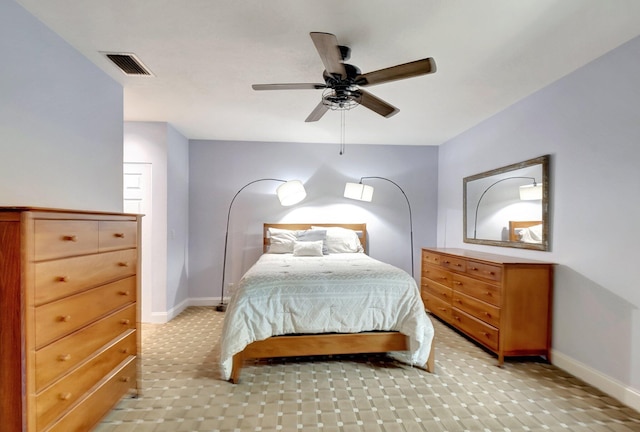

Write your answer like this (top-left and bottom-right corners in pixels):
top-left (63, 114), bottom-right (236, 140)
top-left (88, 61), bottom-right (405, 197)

top-left (218, 178), bottom-right (305, 312)
top-left (347, 176), bottom-right (414, 278)
top-left (473, 176), bottom-right (536, 239)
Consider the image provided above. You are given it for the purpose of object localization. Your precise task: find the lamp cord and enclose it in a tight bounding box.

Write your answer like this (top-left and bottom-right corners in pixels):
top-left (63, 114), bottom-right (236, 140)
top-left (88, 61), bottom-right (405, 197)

top-left (339, 110), bottom-right (346, 155)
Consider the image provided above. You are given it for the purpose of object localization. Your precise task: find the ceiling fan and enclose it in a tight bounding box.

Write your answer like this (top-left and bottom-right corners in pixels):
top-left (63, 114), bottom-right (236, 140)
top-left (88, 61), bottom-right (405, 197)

top-left (252, 32), bottom-right (437, 122)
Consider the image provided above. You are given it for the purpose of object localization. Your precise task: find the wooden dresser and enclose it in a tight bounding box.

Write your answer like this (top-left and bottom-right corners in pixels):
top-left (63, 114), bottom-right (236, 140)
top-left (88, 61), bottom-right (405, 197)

top-left (421, 247), bottom-right (553, 365)
top-left (0, 207), bottom-right (141, 431)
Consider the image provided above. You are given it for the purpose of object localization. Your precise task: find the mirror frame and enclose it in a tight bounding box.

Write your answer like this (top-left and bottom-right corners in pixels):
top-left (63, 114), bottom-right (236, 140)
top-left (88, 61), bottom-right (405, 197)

top-left (463, 155), bottom-right (550, 251)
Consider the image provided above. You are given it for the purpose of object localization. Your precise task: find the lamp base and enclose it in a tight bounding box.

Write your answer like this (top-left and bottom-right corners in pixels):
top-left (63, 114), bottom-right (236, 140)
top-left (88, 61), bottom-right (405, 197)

top-left (215, 303), bottom-right (227, 312)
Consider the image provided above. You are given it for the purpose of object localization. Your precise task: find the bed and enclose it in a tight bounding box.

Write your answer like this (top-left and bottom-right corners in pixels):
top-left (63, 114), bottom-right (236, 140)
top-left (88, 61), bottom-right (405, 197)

top-left (509, 220), bottom-right (543, 244)
top-left (219, 223), bottom-right (435, 383)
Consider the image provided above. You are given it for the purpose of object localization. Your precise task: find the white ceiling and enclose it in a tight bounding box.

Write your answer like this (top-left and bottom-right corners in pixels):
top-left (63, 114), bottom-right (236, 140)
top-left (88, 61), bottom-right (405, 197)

top-left (16, 0), bottom-right (640, 146)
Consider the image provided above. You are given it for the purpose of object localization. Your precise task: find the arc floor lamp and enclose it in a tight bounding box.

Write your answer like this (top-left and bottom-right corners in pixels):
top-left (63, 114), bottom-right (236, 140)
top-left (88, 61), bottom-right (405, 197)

top-left (344, 176), bottom-right (414, 277)
top-left (216, 178), bottom-right (306, 312)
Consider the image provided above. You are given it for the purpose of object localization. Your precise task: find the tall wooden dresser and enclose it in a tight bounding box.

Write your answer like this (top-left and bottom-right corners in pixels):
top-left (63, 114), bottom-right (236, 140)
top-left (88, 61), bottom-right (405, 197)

top-left (421, 247), bottom-right (553, 365)
top-left (0, 208), bottom-right (141, 431)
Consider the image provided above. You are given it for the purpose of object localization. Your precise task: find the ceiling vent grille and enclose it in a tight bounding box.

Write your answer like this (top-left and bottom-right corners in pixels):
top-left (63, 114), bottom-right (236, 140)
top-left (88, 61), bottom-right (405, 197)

top-left (103, 52), bottom-right (153, 76)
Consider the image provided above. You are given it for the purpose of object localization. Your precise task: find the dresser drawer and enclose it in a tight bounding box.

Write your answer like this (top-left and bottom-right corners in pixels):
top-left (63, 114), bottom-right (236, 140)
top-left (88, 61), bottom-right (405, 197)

top-left (44, 356), bottom-right (137, 432)
top-left (421, 250), bottom-right (441, 265)
top-left (440, 255), bottom-right (467, 272)
top-left (36, 332), bottom-right (136, 429)
top-left (35, 277), bottom-right (136, 348)
top-left (421, 278), bottom-right (452, 304)
top-left (99, 221), bottom-right (137, 251)
top-left (422, 264), bottom-right (453, 288)
top-left (35, 305), bottom-right (136, 391)
top-left (35, 249), bottom-right (137, 305)
top-left (451, 309), bottom-right (499, 351)
top-left (466, 260), bottom-right (502, 282)
top-left (453, 291), bottom-right (500, 328)
top-left (423, 293), bottom-right (452, 323)
top-left (452, 273), bottom-right (502, 306)
top-left (34, 220), bottom-right (99, 261)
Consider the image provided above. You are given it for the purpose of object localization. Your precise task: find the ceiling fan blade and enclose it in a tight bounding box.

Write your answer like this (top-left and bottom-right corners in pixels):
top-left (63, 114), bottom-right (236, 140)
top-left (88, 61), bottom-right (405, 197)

top-left (310, 32), bottom-right (347, 79)
top-left (357, 58), bottom-right (436, 86)
top-left (305, 101), bottom-right (329, 122)
top-left (252, 83), bottom-right (326, 91)
top-left (357, 89), bottom-right (399, 118)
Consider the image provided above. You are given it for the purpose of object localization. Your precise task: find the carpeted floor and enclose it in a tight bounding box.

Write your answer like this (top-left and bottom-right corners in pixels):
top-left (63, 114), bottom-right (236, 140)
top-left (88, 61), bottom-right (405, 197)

top-left (95, 307), bottom-right (640, 432)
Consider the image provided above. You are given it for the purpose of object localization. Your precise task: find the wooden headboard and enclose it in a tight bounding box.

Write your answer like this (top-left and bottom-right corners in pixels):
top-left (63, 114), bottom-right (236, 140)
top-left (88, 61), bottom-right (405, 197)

top-left (263, 223), bottom-right (367, 253)
top-left (509, 220), bottom-right (542, 242)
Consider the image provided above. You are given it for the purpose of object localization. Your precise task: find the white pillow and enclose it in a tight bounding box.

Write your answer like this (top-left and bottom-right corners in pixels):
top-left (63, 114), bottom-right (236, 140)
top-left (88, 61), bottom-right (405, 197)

top-left (311, 226), bottom-right (364, 253)
top-left (267, 227), bottom-right (299, 253)
top-left (296, 229), bottom-right (328, 254)
top-left (293, 240), bottom-right (324, 256)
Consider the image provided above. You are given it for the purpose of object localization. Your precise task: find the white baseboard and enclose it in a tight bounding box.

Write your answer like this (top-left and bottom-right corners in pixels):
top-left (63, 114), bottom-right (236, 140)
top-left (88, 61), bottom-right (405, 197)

top-left (552, 349), bottom-right (640, 412)
top-left (188, 296), bottom-right (220, 307)
top-left (146, 298), bottom-right (190, 324)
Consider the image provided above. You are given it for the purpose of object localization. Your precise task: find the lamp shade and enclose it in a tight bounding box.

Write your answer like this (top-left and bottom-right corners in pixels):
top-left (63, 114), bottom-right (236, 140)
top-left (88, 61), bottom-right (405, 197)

top-left (276, 180), bottom-right (307, 206)
top-left (519, 183), bottom-right (542, 200)
top-left (344, 182), bottom-right (374, 202)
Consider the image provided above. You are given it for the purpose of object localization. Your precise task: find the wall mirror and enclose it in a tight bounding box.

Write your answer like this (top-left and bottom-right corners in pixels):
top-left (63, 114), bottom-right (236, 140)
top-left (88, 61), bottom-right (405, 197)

top-left (463, 155), bottom-right (550, 251)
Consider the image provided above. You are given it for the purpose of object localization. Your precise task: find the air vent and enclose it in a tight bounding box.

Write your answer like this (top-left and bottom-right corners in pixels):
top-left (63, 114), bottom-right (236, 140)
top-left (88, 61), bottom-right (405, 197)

top-left (102, 52), bottom-right (153, 76)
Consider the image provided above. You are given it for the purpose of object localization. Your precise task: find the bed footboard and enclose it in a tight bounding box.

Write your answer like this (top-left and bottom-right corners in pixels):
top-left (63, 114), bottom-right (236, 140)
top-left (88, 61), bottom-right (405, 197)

top-left (230, 331), bottom-right (435, 384)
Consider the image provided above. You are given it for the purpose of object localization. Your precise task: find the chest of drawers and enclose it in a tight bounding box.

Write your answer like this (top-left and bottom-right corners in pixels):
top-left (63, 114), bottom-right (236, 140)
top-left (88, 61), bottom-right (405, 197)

top-left (0, 208), bottom-right (141, 431)
top-left (421, 248), bottom-right (553, 365)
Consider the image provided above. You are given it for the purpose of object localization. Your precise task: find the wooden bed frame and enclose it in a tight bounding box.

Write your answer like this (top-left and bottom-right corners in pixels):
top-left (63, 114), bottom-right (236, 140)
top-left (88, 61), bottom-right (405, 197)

top-left (228, 223), bottom-right (435, 383)
top-left (508, 220), bottom-right (542, 242)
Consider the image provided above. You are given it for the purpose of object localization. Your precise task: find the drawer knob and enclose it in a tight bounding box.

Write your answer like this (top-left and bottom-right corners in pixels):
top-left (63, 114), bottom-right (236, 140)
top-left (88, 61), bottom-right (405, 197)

top-left (58, 354), bottom-right (71, 362)
top-left (57, 276), bottom-right (69, 282)
top-left (470, 267), bottom-right (478, 271)
top-left (118, 262), bottom-right (129, 267)
top-left (59, 392), bottom-right (72, 401)
top-left (121, 348), bottom-right (129, 354)
top-left (443, 260), bottom-right (450, 264)
top-left (59, 315), bottom-right (71, 322)
top-left (114, 232), bottom-right (126, 238)
top-left (119, 290), bottom-right (131, 296)
top-left (121, 376), bottom-right (131, 383)
top-left (62, 235), bottom-right (77, 242)
top-left (453, 281), bottom-right (461, 285)
top-left (480, 331), bottom-right (490, 338)
top-left (120, 319), bottom-right (131, 325)
top-left (484, 312), bottom-right (492, 318)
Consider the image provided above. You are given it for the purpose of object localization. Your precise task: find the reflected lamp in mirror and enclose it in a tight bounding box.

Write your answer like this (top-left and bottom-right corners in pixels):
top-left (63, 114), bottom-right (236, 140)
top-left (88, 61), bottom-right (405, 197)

top-left (519, 182), bottom-right (542, 200)
top-left (463, 155), bottom-right (550, 251)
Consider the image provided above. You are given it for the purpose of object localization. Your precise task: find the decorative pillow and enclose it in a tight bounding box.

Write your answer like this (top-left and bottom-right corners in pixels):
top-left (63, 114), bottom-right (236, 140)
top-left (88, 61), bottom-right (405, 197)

top-left (267, 227), bottom-right (299, 253)
top-left (296, 229), bottom-right (328, 254)
top-left (293, 240), bottom-right (324, 257)
top-left (311, 226), bottom-right (364, 253)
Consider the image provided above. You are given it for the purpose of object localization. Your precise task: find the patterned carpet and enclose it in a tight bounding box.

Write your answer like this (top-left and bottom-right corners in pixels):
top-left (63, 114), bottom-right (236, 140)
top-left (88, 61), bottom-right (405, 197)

top-left (95, 307), bottom-right (640, 432)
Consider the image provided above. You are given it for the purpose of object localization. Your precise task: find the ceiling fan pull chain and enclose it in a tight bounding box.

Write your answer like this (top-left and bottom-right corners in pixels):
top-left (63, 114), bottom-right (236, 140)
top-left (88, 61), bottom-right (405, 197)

top-left (340, 110), bottom-right (346, 155)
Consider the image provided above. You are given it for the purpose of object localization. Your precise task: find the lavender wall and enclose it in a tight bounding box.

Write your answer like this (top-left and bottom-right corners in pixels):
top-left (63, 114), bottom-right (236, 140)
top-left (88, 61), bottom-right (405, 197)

top-left (438, 36), bottom-right (640, 408)
top-left (0, 0), bottom-right (123, 211)
top-left (188, 141), bottom-right (438, 304)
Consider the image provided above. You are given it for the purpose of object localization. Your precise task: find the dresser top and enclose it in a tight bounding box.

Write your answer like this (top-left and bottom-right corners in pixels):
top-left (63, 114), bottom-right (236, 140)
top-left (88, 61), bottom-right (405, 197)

top-left (0, 206), bottom-right (141, 217)
top-left (423, 247), bottom-right (554, 265)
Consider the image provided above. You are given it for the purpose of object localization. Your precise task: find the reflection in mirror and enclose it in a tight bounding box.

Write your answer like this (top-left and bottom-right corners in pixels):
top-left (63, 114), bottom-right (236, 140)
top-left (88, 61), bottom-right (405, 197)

top-left (463, 155), bottom-right (550, 251)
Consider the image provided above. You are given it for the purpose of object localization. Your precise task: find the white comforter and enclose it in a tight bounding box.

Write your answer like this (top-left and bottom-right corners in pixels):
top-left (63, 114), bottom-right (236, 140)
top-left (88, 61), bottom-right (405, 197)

top-left (219, 253), bottom-right (434, 380)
